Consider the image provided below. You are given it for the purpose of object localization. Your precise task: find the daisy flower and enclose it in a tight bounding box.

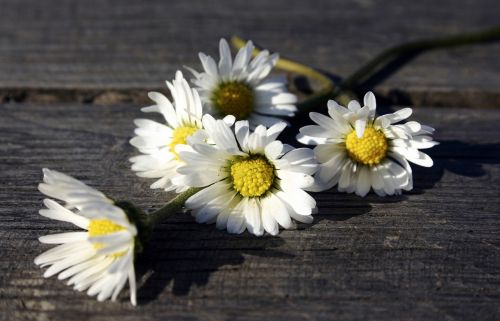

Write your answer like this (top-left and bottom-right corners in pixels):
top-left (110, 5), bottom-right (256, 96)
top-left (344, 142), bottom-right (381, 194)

top-left (187, 38), bottom-right (298, 128)
top-left (172, 114), bottom-right (318, 236)
top-left (297, 92), bottom-right (438, 197)
top-left (129, 70), bottom-right (206, 193)
top-left (35, 168), bottom-right (138, 305)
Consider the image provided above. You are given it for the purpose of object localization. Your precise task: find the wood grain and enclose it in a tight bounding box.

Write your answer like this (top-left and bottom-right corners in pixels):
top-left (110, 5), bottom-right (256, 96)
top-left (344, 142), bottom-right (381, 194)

top-left (0, 103), bottom-right (499, 321)
top-left (1, 0), bottom-right (500, 107)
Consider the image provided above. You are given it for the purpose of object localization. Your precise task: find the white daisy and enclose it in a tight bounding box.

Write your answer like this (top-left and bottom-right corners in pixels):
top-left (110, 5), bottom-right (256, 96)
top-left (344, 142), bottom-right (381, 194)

top-left (129, 70), bottom-right (205, 193)
top-left (172, 114), bottom-right (318, 236)
top-left (297, 92), bottom-right (438, 197)
top-left (187, 38), bottom-right (298, 128)
top-left (35, 168), bottom-right (138, 305)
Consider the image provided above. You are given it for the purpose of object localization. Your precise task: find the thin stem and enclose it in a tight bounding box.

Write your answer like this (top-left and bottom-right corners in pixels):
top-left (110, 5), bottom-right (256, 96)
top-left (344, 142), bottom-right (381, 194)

top-left (233, 27), bottom-right (500, 95)
top-left (341, 26), bottom-right (500, 89)
top-left (230, 36), bottom-right (335, 91)
top-left (148, 187), bottom-right (201, 227)
top-left (295, 26), bottom-right (500, 113)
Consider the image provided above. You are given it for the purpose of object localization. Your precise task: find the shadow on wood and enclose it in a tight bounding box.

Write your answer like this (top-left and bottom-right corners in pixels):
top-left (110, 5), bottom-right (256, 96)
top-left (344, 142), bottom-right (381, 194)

top-left (412, 140), bottom-right (500, 193)
top-left (135, 226), bottom-right (293, 304)
top-left (135, 195), bottom-right (373, 304)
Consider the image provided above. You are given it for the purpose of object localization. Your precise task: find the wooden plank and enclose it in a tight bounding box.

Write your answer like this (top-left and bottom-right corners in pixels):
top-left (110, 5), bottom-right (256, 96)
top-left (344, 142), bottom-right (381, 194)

top-left (1, 0), bottom-right (500, 107)
top-left (0, 103), bottom-right (499, 320)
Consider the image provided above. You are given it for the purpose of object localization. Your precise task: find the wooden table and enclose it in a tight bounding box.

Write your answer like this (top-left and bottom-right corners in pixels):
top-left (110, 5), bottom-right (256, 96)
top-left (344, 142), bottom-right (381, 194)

top-left (1, 1), bottom-right (499, 320)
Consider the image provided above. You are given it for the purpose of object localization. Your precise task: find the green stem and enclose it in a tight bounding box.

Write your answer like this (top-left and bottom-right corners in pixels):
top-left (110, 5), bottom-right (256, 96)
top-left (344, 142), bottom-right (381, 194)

top-left (231, 27), bottom-right (500, 103)
top-left (295, 26), bottom-right (500, 113)
top-left (341, 26), bottom-right (500, 89)
top-left (230, 36), bottom-right (335, 92)
top-left (148, 188), bottom-right (201, 227)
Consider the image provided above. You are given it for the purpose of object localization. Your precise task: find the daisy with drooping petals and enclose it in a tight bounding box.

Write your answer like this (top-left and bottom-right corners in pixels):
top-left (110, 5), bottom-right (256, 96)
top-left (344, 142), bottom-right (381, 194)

top-left (130, 71), bottom-right (207, 193)
top-left (172, 114), bottom-right (318, 236)
top-left (297, 92), bottom-right (438, 197)
top-left (187, 38), bottom-right (298, 128)
top-left (35, 169), bottom-right (138, 305)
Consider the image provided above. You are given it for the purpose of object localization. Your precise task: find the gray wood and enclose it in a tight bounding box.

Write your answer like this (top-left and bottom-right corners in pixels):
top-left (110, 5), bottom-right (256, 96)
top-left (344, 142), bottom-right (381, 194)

top-left (0, 103), bottom-right (499, 321)
top-left (1, 0), bottom-right (500, 107)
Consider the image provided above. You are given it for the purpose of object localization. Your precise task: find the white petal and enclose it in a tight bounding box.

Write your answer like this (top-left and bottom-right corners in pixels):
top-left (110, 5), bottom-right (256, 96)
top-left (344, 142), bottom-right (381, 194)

top-left (355, 118), bottom-right (367, 138)
top-left (264, 140), bottom-right (283, 160)
top-left (185, 181), bottom-right (231, 209)
top-left (58, 257), bottom-right (102, 280)
top-left (262, 193), bottom-right (293, 229)
top-left (266, 122), bottom-right (287, 142)
top-left (232, 40), bottom-right (253, 75)
top-left (276, 186), bottom-right (316, 216)
top-left (111, 271), bottom-right (129, 302)
top-left (235, 120), bottom-right (250, 152)
top-left (347, 100), bottom-right (361, 112)
top-left (202, 114), bottom-right (239, 152)
top-left (226, 199), bottom-right (246, 234)
top-left (277, 170), bottom-right (314, 189)
top-left (43, 248), bottom-right (95, 278)
top-left (297, 125), bottom-right (330, 145)
top-left (128, 265), bottom-right (137, 306)
top-left (223, 115), bottom-right (236, 126)
top-left (370, 165), bottom-right (385, 190)
top-left (309, 112), bottom-right (338, 130)
top-left (35, 241), bottom-right (90, 266)
top-left (193, 191), bottom-right (236, 224)
top-left (39, 199), bottom-right (89, 229)
top-left (386, 160), bottom-right (410, 189)
top-left (199, 52), bottom-right (219, 78)
top-left (247, 125), bottom-right (268, 152)
top-left (67, 256), bottom-right (113, 287)
top-left (39, 232), bottom-right (88, 244)
top-left (245, 198), bottom-right (263, 236)
top-left (147, 91), bottom-right (179, 128)
top-left (405, 150), bottom-right (434, 167)
top-left (355, 166), bottom-right (371, 197)
top-left (311, 154), bottom-right (346, 192)
top-left (363, 91), bottom-right (377, 119)
top-left (314, 143), bottom-right (341, 163)
top-left (218, 38), bottom-right (233, 78)
top-left (261, 210), bottom-right (279, 235)
top-left (279, 148), bottom-right (318, 175)
top-left (216, 197), bottom-right (240, 230)
top-left (338, 161), bottom-right (355, 190)
top-left (377, 108), bottom-right (413, 127)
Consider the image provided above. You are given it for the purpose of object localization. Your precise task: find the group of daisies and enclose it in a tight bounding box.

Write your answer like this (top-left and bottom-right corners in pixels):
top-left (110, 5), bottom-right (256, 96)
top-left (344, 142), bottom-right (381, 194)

top-left (34, 39), bottom-right (437, 305)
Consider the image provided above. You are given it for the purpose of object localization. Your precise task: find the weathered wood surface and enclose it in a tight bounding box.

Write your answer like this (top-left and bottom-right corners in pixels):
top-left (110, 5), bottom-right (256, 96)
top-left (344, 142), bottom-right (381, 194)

top-left (1, 0), bottom-right (500, 107)
top-left (1, 0), bottom-right (500, 319)
top-left (0, 103), bottom-right (499, 321)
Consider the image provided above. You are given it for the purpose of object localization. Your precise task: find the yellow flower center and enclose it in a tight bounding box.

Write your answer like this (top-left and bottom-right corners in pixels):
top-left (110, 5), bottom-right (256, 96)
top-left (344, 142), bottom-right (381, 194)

top-left (345, 126), bottom-right (388, 166)
top-left (169, 126), bottom-right (198, 160)
top-left (230, 156), bottom-right (275, 197)
top-left (88, 219), bottom-right (126, 257)
top-left (212, 81), bottom-right (254, 120)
